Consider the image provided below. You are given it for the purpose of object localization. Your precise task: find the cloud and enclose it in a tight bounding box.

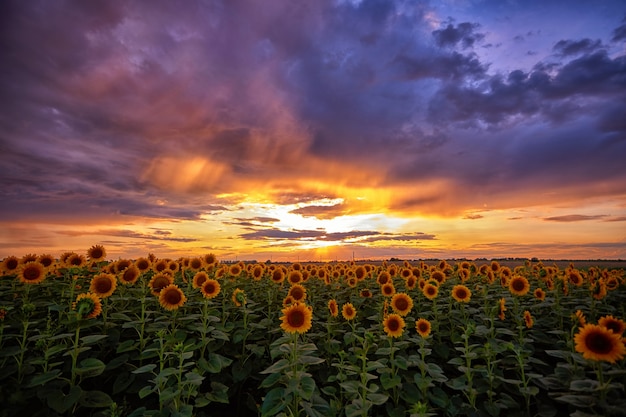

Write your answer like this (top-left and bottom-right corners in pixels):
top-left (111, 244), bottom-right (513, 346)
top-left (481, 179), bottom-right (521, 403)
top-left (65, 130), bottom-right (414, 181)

top-left (432, 21), bottom-right (485, 49)
top-left (543, 214), bottom-right (608, 222)
top-left (57, 228), bottom-right (199, 242)
top-left (553, 38), bottom-right (603, 56)
top-left (290, 203), bottom-right (349, 219)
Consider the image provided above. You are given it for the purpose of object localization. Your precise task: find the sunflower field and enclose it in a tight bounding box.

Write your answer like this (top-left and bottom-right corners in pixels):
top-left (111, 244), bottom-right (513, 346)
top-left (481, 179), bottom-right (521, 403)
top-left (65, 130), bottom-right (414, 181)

top-left (1, 247), bottom-right (626, 417)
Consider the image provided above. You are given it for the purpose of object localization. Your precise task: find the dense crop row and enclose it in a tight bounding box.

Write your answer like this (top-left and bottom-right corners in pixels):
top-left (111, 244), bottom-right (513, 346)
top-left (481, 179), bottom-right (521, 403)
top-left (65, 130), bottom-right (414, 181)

top-left (1, 248), bottom-right (625, 417)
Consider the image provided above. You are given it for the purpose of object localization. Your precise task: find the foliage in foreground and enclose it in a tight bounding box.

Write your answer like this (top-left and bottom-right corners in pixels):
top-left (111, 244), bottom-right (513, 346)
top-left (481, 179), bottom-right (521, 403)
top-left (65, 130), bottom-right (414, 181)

top-left (1, 250), bottom-right (626, 417)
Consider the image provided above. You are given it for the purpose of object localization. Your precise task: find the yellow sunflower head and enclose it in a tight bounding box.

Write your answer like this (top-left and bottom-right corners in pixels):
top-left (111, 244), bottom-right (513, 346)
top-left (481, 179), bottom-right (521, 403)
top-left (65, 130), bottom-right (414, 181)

top-left (149, 272), bottom-right (174, 296)
top-left (18, 261), bottom-right (46, 285)
top-left (360, 288), bottom-right (372, 298)
top-left (159, 284), bottom-right (187, 311)
top-left (87, 245), bottom-right (107, 262)
top-left (37, 254), bottom-right (55, 269)
top-left (192, 271), bottom-right (209, 289)
top-left (2, 255), bottom-right (20, 275)
top-left (280, 302), bottom-right (313, 334)
top-left (533, 287), bottom-right (546, 301)
top-left (203, 253), bottom-right (217, 267)
top-left (342, 303), bottom-right (357, 321)
top-left (390, 293), bottom-right (414, 316)
top-left (451, 285), bottom-right (471, 303)
top-left (383, 313), bottom-right (406, 338)
top-left (200, 279), bottom-right (221, 299)
top-left (381, 282), bottom-right (396, 297)
top-left (574, 323), bottom-right (626, 363)
top-left (89, 273), bottom-right (117, 298)
top-left (288, 283), bottom-right (307, 302)
top-left (232, 288), bottom-right (246, 307)
top-left (523, 310), bottom-right (534, 329)
top-left (508, 275), bottom-right (530, 297)
top-left (377, 271), bottom-right (391, 285)
top-left (422, 283), bottom-right (439, 300)
top-left (415, 318), bottom-right (432, 338)
top-left (271, 269), bottom-right (285, 284)
top-left (598, 315), bottom-right (626, 336)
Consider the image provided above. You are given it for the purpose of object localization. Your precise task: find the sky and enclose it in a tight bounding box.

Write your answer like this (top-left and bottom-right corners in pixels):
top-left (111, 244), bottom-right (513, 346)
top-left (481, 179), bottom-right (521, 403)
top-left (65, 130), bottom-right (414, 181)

top-left (1, 0), bottom-right (626, 262)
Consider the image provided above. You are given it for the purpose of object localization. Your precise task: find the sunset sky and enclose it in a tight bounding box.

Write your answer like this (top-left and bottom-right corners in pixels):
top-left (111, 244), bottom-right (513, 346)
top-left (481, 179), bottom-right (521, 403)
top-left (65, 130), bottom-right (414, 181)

top-left (1, 0), bottom-right (625, 262)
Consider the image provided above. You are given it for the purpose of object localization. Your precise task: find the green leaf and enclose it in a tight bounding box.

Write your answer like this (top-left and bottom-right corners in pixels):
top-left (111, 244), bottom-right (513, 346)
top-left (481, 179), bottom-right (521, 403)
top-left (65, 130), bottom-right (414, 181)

top-left (380, 373), bottom-right (402, 390)
top-left (132, 364), bottom-right (156, 374)
top-left (79, 390), bottom-right (113, 408)
top-left (202, 353), bottom-right (233, 373)
top-left (47, 386), bottom-right (82, 414)
top-left (260, 372), bottom-right (282, 389)
top-left (570, 379), bottom-right (600, 391)
top-left (26, 370), bottom-right (61, 387)
top-left (205, 381), bottom-right (230, 404)
top-left (392, 355), bottom-right (409, 370)
top-left (260, 358), bottom-right (291, 374)
top-left (80, 334), bottom-right (109, 345)
top-left (138, 385), bottom-right (154, 399)
top-left (340, 381), bottom-right (361, 394)
top-left (75, 358), bottom-right (106, 378)
top-left (116, 339), bottom-right (138, 353)
top-left (368, 392), bottom-right (389, 405)
top-left (261, 387), bottom-right (288, 416)
top-left (299, 376), bottom-right (316, 400)
top-left (555, 395), bottom-right (596, 408)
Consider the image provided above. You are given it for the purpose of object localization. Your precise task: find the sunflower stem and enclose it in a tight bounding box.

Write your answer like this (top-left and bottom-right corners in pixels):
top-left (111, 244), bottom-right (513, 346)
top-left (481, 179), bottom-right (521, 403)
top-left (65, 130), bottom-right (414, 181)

top-left (70, 320), bottom-right (81, 387)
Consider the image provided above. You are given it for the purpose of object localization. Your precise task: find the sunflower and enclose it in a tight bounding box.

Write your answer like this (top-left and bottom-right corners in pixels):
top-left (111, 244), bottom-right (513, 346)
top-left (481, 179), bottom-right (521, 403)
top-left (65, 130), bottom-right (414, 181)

top-left (451, 285), bottom-right (471, 303)
top-left (490, 260), bottom-right (501, 273)
top-left (288, 283), bottom-right (307, 302)
top-left (159, 284), bottom-right (187, 311)
top-left (67, 254), bottom-right (86, 268)
top-left (383, 313), bottom-right (406, 338)
top-left (523, 310), bottom-right (534, 329)
top-left (18, 261), bottom-right (46, 285)
top-left (200, 279), bottom-right (221, 299)
top-left (508, 275), bottom-right (530, 296)
top-left (498, 297), bottom-right (507, 320)
top-left (192, 271), bottom-right (209, 289)
top-left (360, 288), bottom-right (372, 298)
top-left (153, 259), bottom-right (169, 273)
top-left (381, 282), bottom-right (396, 297)
top-left (203, 253), bottom-right (217, 267)
top-left (574, 323), bottom-right (626, 363)
top-left (188, 257), bottom-right (202, 271)
top-left (328, 299), bottom-right (338, 317)
top-left (38, 254), bottom-right (55, 269)
top-left (567, 269), bottom-right (584, 286)
top-left (390, 293), bottom-right (414, 316)
top-left (430, 270), bottom-right (446, 284)
top-left (354, 265), bottom-right (367, 281)
top-left (415, 318), bottom-right (432, 338)
top-left (422, 283), bottom-right (439, 300)
top-left (405, 275), bottom-right (417, 290)
top-left (167, 260), bottom-right (180, 274)
top-left (400, 268), bottom-right (412, 280)
top-left (573, 309), bottom-right (586, 326)
top-left (73, 293), bottom-right (102, 319)
top-left (342, 303), bottom-right (357, 321)
top-left (458, 268), bottom-right (471, 282)
top-left (114, 259), bottom-right (133, 273)
top-left (533, 288), bottom-right (546, 301)
top-left (598, 315), bottom-right (626, 336)
top-left (149, 273), bottom-right (174, 296)
top-left (232, 288), bottom-right (246, 307)
top-left (252, 264), bottom-right (264, 281)
top-left (120, 265), bottom-right (140, 285)
top-left (2, 255), bottom-right (20, 275)
top-left (280, 303), bottom-right (313, 334)
top-left (591, 280), bottom-right (607, 300)
top-left (88, 273), bottom-right (117, 297)
top-left (87, 245), bottom-right (107, 262)
top-left (271, 268), bottom-right (285, 284)
top-left (282, 295), bottom-right (295, 307)
top-left (229, 263), bottom-right (242, 277)
top-left (377, 271), bottom-right (391, 286)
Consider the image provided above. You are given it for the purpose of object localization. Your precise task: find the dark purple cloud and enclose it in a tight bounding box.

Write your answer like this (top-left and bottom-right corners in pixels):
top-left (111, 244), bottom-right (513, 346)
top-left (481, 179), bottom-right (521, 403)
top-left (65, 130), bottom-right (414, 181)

top-left (553, 38), bottom-right (603, 56)
top-left (432, 21), bottom-right (485, 49)
top-left (543, 215), bottom-right (608, 222)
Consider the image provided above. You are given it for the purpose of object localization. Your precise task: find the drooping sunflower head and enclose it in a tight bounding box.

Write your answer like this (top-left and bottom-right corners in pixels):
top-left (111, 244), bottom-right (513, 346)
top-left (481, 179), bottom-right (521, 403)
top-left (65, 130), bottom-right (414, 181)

top-left (598, 315), bottom-right (626, 336)
top-left (508, 275), bottom-right (530, 296)
top-left (523, 310), bottom-right (534, 329)
top-left (573, 309), bottom-right (586, 327)
top-left (451, 285), bottom-right (471, 303)
top-left (415, 318), bottom-right (432, 338)
top-left (149, 272), bottom-right (174, 296)
top-left (159, 284), bottom-right (187, 311)
top-left (87, 245), bottom-right (107, 262)
top-left (192, 271), bottom-right (209, 289)
top-left (280, 302), bottom-right (313, 334)
top-left (89, 273), bottom-right (117, 298)
top-left (383, 313), bottom-right (406, 338)
top-left (18, 261), bottom-right (46, 285)
top-left (120, 265), bottom-right (140, 285)
top-left (342, 303), bottom-right (357, 321)
top-left (391, 293), bottom-right (414, 316)
top-left (232, 288), bottom-right (246, 307)
top-left (200, 279), bottom-right (221, 299)
top-left (458, 268), bottom-right (471, 282)
top-left (288, 283), bottom-right (307, 302)
top-left (498, 297), bottom-right (507, 320)
top-left (328, 299), bottom-right (338, 317)
top-left (73, 292), bottom-right (103, 319)
top-left (574, 323), bottom-right (626, 363)
top-left (422, 283), bottom-right (439, 300)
